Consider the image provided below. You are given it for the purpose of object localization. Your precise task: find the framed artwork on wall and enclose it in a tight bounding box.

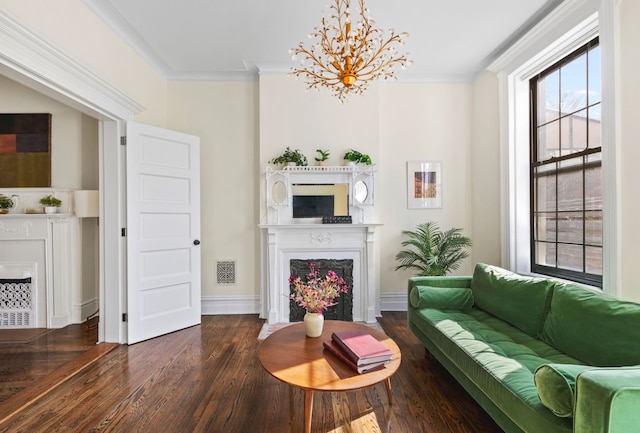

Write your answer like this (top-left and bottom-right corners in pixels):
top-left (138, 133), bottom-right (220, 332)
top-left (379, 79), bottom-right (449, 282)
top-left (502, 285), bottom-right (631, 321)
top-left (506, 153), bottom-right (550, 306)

top-left (0, 113), bottom-right (52, 187)
top-left (407, 160), bottom-right (442, 209)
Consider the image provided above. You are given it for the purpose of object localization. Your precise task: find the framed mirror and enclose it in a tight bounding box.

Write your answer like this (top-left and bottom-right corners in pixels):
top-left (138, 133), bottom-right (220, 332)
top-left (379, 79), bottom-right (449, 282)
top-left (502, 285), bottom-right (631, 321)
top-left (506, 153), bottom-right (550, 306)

top-left (353, 180), bottom-right (368, 204)
top-left (272, 180), bottom-right (287, 205)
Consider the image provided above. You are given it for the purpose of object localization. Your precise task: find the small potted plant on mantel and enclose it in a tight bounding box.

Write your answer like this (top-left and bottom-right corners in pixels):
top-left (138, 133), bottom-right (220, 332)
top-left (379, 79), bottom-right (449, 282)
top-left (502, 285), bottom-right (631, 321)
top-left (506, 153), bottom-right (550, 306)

top-left (270, 147), bottom-right (308, 167)
top-left (343, 149), bottom-right (372, 166)
top-left (39, 194), bottom-right (62, 214)
top-left (0, 194), bottom-right (14, 214)
top-left (315, 149), bottom-right (330, 166)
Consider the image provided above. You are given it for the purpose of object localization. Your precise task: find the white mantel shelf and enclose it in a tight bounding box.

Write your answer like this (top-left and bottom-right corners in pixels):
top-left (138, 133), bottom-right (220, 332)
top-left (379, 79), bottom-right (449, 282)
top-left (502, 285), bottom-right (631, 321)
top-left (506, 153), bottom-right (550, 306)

top-left (259, 223), bottom-right (382, 324)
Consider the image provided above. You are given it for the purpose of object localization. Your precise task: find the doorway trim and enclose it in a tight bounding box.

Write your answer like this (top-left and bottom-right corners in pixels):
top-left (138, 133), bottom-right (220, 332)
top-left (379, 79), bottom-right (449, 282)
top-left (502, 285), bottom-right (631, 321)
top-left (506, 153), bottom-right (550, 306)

top-left (0, 9), bottom-right (145, 342)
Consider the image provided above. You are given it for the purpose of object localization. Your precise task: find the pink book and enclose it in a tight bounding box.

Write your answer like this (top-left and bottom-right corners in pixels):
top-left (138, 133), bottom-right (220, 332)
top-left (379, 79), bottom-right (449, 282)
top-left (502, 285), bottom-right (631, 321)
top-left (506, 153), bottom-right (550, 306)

top-left (323, 339), bottom-right (389, 374)
top-left (331, 329), bottom-right (393, 366)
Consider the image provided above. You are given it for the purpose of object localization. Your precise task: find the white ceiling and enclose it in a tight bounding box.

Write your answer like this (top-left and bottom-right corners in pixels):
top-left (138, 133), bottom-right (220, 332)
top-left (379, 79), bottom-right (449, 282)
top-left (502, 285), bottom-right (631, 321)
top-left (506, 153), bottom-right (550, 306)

top-left (83, 0), bottom-right (564, 82)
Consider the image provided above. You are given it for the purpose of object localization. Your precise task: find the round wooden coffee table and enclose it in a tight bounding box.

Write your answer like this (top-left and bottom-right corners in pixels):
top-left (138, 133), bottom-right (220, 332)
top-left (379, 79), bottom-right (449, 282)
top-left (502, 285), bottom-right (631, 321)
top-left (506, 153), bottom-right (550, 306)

top-left (258, 321), bottom-right (401, 433)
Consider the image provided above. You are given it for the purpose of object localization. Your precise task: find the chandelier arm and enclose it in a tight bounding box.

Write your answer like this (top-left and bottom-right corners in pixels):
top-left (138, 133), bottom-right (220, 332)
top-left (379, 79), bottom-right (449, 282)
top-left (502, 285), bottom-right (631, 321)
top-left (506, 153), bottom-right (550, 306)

top-left (353, 34), bottom-right (405, 76)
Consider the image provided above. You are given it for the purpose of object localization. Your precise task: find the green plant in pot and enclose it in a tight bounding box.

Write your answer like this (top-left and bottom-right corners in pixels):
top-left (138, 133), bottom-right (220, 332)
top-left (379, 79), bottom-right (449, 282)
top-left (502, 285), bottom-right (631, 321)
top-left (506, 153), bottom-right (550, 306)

top-left (395, 221), bottom-right (472, 276)
top-left (343, 149), bottom-right (372, 166)
top-left (0, 194), bottom-right (14, 214)
top-left (270, 147), bottom-right (308, 167)
top-left (40, 195), bottom-right (62, 214)
top-left (315, 149), bottom-right (330, 166)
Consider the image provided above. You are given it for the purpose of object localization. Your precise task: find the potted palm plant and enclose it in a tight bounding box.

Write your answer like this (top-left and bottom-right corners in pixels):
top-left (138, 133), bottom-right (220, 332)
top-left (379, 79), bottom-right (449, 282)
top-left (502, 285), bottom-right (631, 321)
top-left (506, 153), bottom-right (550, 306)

top-left (40, 194), bottom-right (62, 214)
top-left (395, 221), bottom-right (472, 276)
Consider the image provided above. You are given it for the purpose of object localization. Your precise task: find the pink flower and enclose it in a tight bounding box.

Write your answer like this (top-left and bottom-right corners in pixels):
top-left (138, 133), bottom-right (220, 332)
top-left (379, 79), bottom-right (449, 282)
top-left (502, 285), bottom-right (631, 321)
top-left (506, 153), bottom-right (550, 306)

top-left (289, 263), bottom-right (348, 313)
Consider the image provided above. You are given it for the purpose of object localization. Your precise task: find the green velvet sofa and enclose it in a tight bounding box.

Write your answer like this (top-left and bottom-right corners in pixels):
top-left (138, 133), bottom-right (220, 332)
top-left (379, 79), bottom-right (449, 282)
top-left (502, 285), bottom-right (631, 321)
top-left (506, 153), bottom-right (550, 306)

top-left (407, 263), bottom-right (640, 433)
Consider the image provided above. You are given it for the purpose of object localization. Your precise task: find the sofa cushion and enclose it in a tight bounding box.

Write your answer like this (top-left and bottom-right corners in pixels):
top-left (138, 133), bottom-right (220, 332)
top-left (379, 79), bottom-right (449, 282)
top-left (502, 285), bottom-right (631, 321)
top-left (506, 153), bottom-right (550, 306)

top-left (470, 263), bottom-right (554, 337)
top-left (540, 283), bottom-right (640, 366)
top-left (534, 364), bottom-right (593, 418)
top-left (409, 286), bottom-right (474, 310)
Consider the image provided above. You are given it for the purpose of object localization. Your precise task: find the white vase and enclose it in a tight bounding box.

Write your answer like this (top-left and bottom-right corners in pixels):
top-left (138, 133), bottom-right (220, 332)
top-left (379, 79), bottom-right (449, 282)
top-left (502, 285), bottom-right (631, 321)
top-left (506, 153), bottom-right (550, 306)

top-left (44, 206), bottom-right (57, 214)
top-left (304, 312), bottom-right (324, 338)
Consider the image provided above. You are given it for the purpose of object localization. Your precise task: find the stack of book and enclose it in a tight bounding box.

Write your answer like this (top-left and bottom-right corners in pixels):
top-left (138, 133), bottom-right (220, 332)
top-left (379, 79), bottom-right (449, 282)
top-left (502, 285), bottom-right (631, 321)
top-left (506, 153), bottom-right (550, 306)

top-left (323, 329), bottom-right (393, 374)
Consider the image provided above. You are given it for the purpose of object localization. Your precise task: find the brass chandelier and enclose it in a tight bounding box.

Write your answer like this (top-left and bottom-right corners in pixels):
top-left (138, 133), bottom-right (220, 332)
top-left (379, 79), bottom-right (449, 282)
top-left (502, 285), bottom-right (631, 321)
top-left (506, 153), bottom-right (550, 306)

top-left (290, 0), bottom-right (410, 101)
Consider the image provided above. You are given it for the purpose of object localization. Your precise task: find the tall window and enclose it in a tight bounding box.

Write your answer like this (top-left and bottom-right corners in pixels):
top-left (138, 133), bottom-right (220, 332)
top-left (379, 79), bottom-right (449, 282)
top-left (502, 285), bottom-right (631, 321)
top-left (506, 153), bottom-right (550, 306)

top-left (530, 37), bottom-right (602, 288)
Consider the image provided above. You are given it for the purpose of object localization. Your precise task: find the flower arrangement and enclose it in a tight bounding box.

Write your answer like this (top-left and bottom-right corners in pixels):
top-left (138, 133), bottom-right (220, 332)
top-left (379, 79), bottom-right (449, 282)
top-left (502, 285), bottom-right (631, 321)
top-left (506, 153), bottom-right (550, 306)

top-left (289, 262), bottom-right (348, 313)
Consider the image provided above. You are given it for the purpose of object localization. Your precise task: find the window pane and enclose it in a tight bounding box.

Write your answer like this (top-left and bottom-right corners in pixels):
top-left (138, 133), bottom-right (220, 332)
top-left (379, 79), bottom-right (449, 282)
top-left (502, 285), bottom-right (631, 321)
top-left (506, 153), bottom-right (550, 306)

top-left (588, 104), bottom-right (602, 147)
top-left (537, 121), bottom-right (560, 160)
top-left (585, 210), bottom-right (602, 246)
top-left (535, 168), bottom-right (556, 212)
top-left (558, 243), bottom-right (583, 272)
top-left (535, 241), bottom-right (556, 267)
top-left (538, 70), bottom-right (560, 124)
top-left (586, 246), bottom-right (603, 275)
top-left (588, 45), bottom-right (601, 105)
top-left (585, 163), bottom-right (602, 210)
top-left (557, 212), bottom-right (583, 244)
top-left (535, 213), bottom-right (556, 242)
top-left (557, 168), bottom-right (583, 211)
top-left (560, 109), bottom-right (588, 156)
top-left (561, 53), bottom-right (587, 113)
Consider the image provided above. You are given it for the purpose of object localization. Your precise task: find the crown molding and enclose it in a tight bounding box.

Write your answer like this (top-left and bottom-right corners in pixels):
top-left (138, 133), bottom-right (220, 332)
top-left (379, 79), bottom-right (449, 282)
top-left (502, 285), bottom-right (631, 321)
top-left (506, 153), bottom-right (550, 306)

top-left (0, 8), bottom-right (144, 120)
top-left (488, 0), bottom-right (600, 75)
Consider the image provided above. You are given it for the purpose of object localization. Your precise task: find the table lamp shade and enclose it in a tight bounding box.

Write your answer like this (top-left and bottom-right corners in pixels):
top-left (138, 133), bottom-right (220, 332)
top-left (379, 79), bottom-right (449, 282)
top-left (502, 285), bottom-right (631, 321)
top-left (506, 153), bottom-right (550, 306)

top-left (74, 190), bottom-right (99, 218)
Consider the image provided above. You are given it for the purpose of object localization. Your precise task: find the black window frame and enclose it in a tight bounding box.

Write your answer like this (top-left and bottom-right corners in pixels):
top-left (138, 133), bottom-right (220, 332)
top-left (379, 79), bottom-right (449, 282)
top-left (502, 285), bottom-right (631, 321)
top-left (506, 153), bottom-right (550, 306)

top-left (529, 37), bottom-right (602, 288)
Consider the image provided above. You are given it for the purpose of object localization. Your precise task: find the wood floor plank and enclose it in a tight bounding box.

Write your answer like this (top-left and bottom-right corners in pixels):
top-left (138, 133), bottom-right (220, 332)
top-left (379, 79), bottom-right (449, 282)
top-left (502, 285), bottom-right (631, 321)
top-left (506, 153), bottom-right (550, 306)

top-left (0, 313), bottom-right (504, 433)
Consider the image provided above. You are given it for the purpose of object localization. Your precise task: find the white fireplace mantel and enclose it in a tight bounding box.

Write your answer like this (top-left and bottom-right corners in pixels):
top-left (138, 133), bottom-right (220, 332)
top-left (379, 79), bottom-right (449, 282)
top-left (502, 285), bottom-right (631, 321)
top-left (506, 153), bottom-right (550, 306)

top-left (259, 223), bottom-right (381, 324)
top-left (0, 214), bottom-right (79, 328)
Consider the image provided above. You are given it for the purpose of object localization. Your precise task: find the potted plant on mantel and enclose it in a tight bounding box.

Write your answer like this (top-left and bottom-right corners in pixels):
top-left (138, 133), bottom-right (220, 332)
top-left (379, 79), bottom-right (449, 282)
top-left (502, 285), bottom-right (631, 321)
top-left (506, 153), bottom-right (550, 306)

top-left (270, 147), bottom-right (308, 167)
top-left (39, 195), bottom-right (62, 214)
top-left (314, 149), bottom-right (330, 166)
top-left (343, 149), bottom-right (372, 166)
top-left (0, 194), bottom-right (14, 214)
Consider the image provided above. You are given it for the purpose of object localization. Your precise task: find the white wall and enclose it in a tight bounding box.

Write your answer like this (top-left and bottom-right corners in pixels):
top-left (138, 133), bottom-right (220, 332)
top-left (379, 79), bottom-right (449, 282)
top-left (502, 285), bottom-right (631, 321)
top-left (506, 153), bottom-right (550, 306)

top-left (618, 0), bottom-right (640, 302)
top-left (166, 81), bottom-right (259, 298)
top-left (379, 83), bottom-right (475, 295)
top-left (470, 72), bottom-right (502, 266)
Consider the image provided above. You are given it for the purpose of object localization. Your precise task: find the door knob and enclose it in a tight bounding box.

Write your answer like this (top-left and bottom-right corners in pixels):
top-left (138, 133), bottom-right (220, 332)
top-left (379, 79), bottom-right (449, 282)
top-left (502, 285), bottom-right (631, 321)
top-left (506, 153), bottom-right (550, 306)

top-left (193, 240), bottom-right (201, 245)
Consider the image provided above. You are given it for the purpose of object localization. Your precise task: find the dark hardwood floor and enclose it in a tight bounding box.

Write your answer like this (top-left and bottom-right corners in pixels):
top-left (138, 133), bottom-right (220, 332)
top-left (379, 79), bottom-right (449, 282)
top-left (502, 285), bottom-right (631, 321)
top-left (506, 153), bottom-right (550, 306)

top-left (0, 313), bottom-right (502, 433)
top-left (0, 322), bottom-right (98, 403)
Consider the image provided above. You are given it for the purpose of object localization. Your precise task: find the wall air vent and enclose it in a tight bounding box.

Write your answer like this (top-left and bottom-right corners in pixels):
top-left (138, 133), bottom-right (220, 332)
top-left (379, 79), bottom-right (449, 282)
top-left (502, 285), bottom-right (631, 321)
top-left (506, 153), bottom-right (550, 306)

top-left (216, 260), bottom-right (236, 285)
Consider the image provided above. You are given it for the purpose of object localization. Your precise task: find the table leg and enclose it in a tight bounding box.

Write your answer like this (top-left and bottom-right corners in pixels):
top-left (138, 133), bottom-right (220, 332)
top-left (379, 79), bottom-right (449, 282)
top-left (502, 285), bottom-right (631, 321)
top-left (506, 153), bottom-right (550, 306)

top-left (304, 389), bottom-right (314, 433)
top-left (385, 378), bottom-right (393, 405)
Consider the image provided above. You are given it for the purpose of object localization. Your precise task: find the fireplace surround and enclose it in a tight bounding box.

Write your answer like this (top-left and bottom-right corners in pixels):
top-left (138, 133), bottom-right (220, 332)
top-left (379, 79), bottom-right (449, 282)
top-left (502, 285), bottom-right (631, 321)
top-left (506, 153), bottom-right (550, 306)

top-left (260, 165), bottom-right (380, 324)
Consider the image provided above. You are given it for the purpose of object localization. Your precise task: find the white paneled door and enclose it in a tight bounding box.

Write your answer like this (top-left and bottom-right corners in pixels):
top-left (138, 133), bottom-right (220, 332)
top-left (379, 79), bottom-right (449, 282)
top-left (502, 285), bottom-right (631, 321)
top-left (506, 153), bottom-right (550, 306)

top-left (126, 122), bottom-right (201, 344)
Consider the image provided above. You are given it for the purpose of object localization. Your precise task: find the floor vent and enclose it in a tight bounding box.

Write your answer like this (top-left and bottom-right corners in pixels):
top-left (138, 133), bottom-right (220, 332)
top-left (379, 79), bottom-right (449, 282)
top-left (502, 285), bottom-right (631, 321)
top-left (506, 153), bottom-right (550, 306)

top-left (216, 260), bottom-right (236, 285)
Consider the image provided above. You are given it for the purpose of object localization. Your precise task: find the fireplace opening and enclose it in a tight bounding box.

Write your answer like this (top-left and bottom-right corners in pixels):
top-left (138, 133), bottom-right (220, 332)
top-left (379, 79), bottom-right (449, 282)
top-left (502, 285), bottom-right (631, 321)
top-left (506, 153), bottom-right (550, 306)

top-left (289, 259), bottom-right (353, 322)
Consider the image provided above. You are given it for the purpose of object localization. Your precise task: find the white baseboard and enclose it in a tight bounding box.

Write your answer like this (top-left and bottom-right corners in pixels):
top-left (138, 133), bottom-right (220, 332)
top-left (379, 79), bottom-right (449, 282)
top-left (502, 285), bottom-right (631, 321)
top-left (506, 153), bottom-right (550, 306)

top-left (201, 295), bottom-right (261, 315)
top-left (379, 292), bottom-right (408, 312)
top-left (72, 298), bottom-right (99, 324)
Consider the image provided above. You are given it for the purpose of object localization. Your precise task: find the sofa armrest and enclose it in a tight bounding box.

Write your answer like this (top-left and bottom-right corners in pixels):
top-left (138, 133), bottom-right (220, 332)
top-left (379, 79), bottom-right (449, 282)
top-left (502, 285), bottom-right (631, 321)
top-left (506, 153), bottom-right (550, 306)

top-left (574, 367), bottom-right (640, 433)
top-left (407, 276), bottom-right (472, 297)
